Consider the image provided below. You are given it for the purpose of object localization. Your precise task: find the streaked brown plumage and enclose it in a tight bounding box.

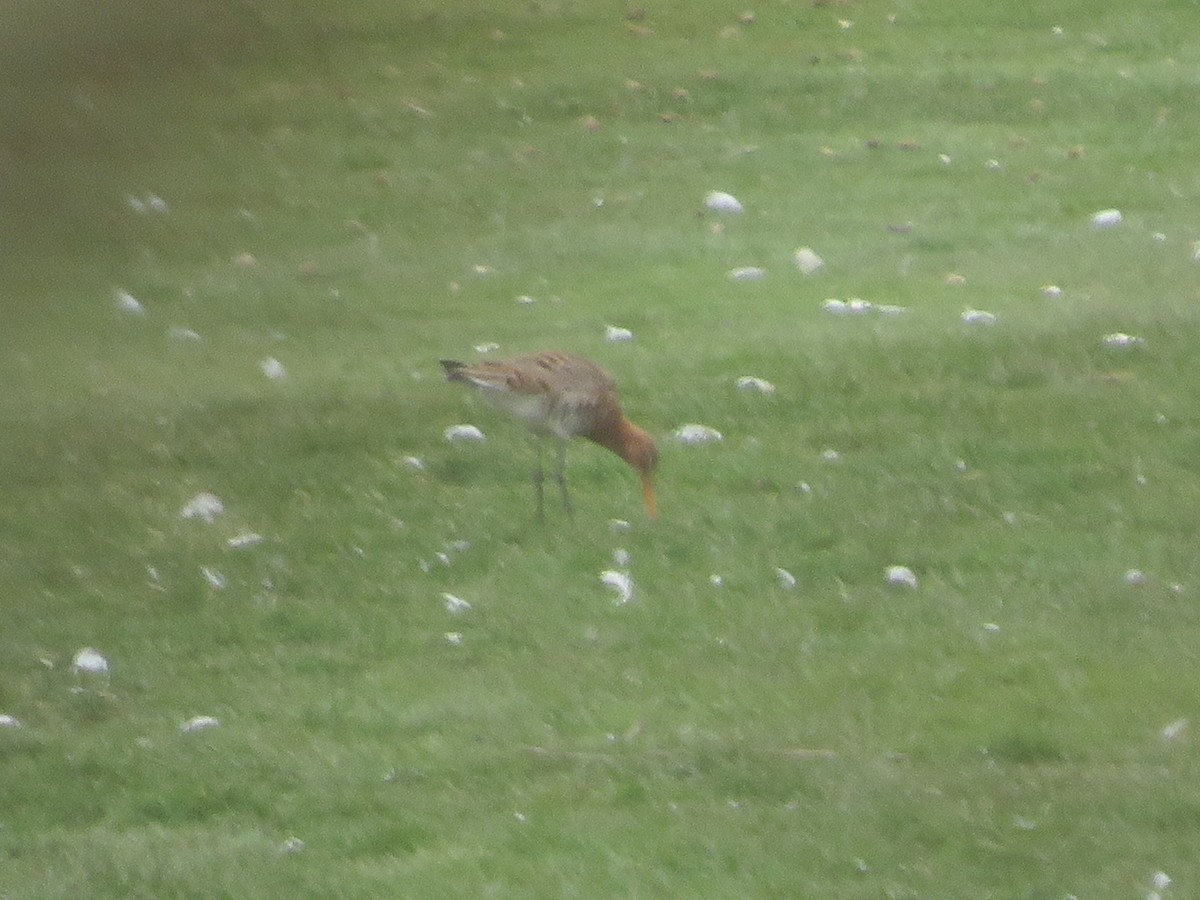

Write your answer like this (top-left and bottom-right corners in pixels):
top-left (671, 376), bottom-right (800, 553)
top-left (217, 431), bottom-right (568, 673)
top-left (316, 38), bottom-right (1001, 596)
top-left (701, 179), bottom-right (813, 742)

top-left (440, 351), bottom-right (658, 520)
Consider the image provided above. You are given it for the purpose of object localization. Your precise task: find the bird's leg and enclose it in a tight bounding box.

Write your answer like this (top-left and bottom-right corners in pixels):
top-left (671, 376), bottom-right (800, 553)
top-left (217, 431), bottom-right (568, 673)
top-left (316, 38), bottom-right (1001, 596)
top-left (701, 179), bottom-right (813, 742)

top-left (533, 439), bottom-right (546, 523)
top-left (554, 441), bottom-right (574, 520)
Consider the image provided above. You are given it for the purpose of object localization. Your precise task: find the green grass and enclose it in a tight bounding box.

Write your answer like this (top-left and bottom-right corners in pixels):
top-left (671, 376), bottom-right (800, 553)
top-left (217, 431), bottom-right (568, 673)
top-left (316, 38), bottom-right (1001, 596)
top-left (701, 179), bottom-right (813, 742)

top-left (3, 0), bottom-right (1200, 896)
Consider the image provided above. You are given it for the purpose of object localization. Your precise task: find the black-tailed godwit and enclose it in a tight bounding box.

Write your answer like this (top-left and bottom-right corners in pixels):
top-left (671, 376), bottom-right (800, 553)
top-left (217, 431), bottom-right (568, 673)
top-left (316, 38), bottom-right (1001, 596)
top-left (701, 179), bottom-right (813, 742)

top-left (440, 351), bottom-right (658, 520)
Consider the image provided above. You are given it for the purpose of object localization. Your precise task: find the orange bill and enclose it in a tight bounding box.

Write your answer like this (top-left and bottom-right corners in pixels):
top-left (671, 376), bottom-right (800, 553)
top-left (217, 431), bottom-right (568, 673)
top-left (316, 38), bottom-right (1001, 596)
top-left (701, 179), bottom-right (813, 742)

top-left (642, 473), bottom-right (658, 520)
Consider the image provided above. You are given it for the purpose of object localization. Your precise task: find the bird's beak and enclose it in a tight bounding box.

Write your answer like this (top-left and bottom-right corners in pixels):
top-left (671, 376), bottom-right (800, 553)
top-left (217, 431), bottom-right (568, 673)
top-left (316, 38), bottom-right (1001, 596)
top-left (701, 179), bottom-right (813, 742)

top-left (642, 473), bottom-right (658, 520)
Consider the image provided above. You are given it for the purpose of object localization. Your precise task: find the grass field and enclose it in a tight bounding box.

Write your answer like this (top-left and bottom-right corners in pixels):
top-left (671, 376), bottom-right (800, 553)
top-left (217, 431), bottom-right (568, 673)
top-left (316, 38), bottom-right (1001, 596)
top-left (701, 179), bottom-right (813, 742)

top-left (2, 1), bottom-right (1199, 896)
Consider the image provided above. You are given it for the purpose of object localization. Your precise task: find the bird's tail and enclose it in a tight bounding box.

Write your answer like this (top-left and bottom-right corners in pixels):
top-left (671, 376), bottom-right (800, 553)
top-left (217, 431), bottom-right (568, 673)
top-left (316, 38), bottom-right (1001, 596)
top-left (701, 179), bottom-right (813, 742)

top-left (440, 359), bottom-right (468, 381)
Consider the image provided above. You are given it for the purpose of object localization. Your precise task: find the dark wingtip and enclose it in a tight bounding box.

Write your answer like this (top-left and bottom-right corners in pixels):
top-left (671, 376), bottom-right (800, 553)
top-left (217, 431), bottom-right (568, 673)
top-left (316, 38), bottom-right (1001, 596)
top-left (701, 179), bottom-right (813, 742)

top-left (440, 359), bottom-right (466, 380)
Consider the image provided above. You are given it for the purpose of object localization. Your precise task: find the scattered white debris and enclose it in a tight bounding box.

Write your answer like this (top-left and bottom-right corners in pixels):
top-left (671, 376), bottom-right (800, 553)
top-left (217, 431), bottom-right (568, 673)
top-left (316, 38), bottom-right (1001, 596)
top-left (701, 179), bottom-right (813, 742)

top-left (821, 448), bottom-right (841, 463)
top-left (1102, 332), bottom-right (1144, 349)
top-left (736, 376), bottom-right (776, 395)
top-left (609, 518), bottom-right (632, 533)
top-left (446, 539), bottom-right (471, 554)
top-left (126, 192), bottom-right (169, 214)
top-left (796, 481), bottom-right (812, 494)
top-left (180, 492), bottom-right (225, 523)
top-left (1162, 719), bottom-right (1187, 741)
top-left (444, 424), bottom-right (486, 443)
top-left (167, 325), bottom-right (202, 341)
top-left (261, 357), bottom-right (287, 380)
top-left (605, 324), bottom-right (634, 342)
top-left (983, 622), bottom-right (1001, 634)
top-left (775, 567), bottom-right (797, 590)
top-left (727, 266), bottom-right (766, 282)
top-left (705, 190), bottom-right (744, 214)
top-left (709, 574), bottom-right (725, 587)
top-left (674, 423), bottom-right (723, 445)
top-left (279, 837), bottom-right (306, 855)
top-left (442, 593), bottom-right (472, 615)
top-left (1152, 232), bottom-right (1167, 243)
top-left (1091, 208), bottom-right (1123, 228)
top-left (985, 158), bottom-right (1002, 171)
top-left (793, 247), bottom-right (824, 275)
top-left (472, 264), bottom-right (496, 276)
top-left (402, 455), bottom-right (426, 471)
top-left (227, 531), bottom-right (264, 549)
top-left (1003, 511), bottom-right (1018, 526)
top-left (962, 308), bottom-right (998, 326)
top-left (201, 567), bottom-right (226, 590)
top-left (821, 296), bottom-right (899, 316)
top-left (0, 714), bottom-right (23, 729)
top-left (474, 341), bottom-right (500, 353)
top-left (600, 569), bottom-right (635, 604)
top-left (114, 290), bottom-right (145, 316)
top-left (515, 294), bottom-right (537, 305)
top-left (1192, 240), bottom-right (1200, 262)
top-left (71, 648), bottom-right (110, 676)
top-left (1152, 871), bottom-right (1172, 892)
top-left (612, 548), bottom-right (631, 567)
top-left (1041, 284), bottom-right (1063, 298)
top-left (938, 153), bottom-right (952, 165)
top-left (180, 715), bottom-right (220, 734)
top-left (885, 565), bottom-right (919, 589)
top-left (444, 632), bottom-right (464, 646)
top-left (1124, 568), bottom-right (1147, 585)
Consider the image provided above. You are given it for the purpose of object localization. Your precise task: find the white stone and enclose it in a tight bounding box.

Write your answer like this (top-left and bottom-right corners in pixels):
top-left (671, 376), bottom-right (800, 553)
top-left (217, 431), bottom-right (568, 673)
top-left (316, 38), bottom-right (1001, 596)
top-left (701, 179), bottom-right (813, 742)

top-left (1091, 208), bottom-right (1123, 228)
top-left (0, 714), bottom-right (23, 729)
top-left (962, 308), bottom-right (997, 326)
top-left (71, 648), bottom-right (109, 676)
top-left (605, 324), bottom-right (634, 342)
top-left (444, 632), bottom-right (464, 646)
top-left (114, 290), bottom-right (145, 316)
top-left (775, 567), bottom-right (797, 589)
top-left (674, 423), bottom-right (723, 445)
top-left (793, 247), bottom-right (824, 275)
top-left (180, 492), bottom-right (225, 523)
top-left (1124, 568), bottom-right (1147, 585)
top-left (1041, 284), bottom-right (1063, 298)
top-left (885, 565), bottom-right (919, 589)
top-left (600, 569), bottom-right (635, 605)
top-left (727, 266), bottom-right (766, 282)
top-left (227, 531), bottom-right (264, 549)
top-left (1102, 332), bottom-right (1144, 349)
top-left (736, 376), bottom-right (776, 395)
top-left (444, 424), bottom-right (486, 443)
top-left (1162, 718), bottom-right (1188, 741)
top-left (705, 190), bottom-right (744, 214)
top-left (261, 357), bottom-right (287, 380)
top-left (442, 593), bottom-right (472, 615)
top-left (181, 715), bottom-right (220, 734)
top-left (201, 567), bottom-right (226, 589)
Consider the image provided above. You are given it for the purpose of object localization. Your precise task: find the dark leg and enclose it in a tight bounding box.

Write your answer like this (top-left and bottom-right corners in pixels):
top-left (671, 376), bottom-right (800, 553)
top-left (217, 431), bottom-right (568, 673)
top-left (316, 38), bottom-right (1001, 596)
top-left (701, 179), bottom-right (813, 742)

top-left (533, 440), bottom-right (546, 522)
top-left (553, 442), bottom-right (573, 519)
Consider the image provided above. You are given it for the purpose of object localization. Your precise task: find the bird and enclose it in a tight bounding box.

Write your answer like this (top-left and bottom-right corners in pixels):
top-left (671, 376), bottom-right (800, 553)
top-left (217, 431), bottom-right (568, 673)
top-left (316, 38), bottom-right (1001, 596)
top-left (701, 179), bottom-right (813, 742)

top-left (440, 351), bottom-right (658, 521)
